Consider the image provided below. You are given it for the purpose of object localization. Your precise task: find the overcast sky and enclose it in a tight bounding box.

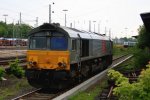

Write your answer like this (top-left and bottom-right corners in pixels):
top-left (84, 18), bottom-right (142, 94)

top-left (0, 0), bottom-right (150, 38)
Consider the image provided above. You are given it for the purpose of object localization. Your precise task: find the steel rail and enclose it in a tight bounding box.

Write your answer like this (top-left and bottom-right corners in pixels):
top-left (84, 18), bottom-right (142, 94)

top-left (11, 88), bottom-right (42, 100)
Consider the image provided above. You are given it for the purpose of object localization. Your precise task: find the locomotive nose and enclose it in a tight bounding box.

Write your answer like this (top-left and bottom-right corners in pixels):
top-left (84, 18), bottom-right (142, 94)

top-left (27, 51), bottom-right (70, 70)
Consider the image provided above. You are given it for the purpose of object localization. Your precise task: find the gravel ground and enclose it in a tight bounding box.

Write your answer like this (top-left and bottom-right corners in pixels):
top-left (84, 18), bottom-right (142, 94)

top-left (0, 75), bottom-right (35, 100)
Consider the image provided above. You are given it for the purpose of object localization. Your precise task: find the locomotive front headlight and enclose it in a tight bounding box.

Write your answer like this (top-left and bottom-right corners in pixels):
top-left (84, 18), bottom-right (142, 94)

top-left (29, 61), bottom-right (32, 65)
top-left (33, 61), bottom-right (37, 66)
top-left (58, 62), bottom-right (62, 67)
top-left (28, 61), bottom-right (33, 66)
top-left (62, 62), bottom-right (67, 67)
top-left (58, 57), bottom-right (68, 69)
top-left (58, 62), bottom-right (66, 68)
top-left (28, 61), bottom-right (37, 66)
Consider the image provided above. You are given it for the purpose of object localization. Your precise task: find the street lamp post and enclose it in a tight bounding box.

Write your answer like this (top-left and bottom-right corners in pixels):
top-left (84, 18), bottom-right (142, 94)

top-left (63, 9), bottom-right (68, 27)
top-left (49, 4), bottom-right (51, 23)
top-left (93, 21), bottom-right (96, 32)
top-left (98, 21), bottom-right (101, 34)
top-left (49, 2), bottom-right (55, 23)
top-left (3, 14), bottom-right (8, 24)
top-left (125, 27), bottom-right (128, 38)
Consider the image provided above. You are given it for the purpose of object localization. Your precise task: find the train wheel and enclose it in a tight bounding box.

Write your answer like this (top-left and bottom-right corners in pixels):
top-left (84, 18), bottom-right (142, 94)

top-left (81, 65), bottom-right (90, 78)
top-left (78, 73), bottom-right (83, 83)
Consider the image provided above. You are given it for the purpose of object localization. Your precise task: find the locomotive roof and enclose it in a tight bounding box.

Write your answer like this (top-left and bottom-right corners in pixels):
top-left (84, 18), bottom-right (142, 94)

top-left (28, 23), bottom-right (110, 40)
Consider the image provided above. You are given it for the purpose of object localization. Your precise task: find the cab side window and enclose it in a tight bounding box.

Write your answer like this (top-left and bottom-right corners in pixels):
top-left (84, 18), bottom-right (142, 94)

top-left (72, 39), bottom-right (77, 50)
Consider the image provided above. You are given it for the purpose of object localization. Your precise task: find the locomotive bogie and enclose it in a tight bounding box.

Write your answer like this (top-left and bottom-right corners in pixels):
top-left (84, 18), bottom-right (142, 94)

top-left (25, 69), bottom-right (70, 89)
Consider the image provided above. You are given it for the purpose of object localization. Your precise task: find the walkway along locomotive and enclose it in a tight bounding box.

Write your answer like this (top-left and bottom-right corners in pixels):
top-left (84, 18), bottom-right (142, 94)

top-left (25, 23), bottom-right (113, 89)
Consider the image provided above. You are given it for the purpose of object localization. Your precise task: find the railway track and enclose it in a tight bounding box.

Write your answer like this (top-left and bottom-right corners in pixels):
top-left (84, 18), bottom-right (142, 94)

top-left (11, 55), bottom-right (132, 100)
top-left (0, 55), bottom-right (26, 60)
top-left (0, 46), bottom-right (27, 50)
top-left (12, 88), bottom-right (62, 100)
top-left (0, 56), bottom-right (26, 68)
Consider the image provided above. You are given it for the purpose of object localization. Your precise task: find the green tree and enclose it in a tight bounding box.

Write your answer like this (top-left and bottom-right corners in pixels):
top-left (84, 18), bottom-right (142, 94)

top-left (133, 48), bottom-right (150, 69)
top-left (9, 23), bottom-right (32, 38)
top-left (0, 21), bottom-right (32, 38)
top-left (19, 24), bottom-right (32, 38)
top-left (7, 23), bottom-right (14, 37)
top-left (137, 25), bottom-right (150, 49)
top-left (0, 21), bottom-right (7, 37)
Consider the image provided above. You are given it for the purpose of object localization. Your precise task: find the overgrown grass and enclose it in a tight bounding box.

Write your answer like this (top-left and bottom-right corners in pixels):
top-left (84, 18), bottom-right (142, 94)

top-left (69, 79), bottom-right (108, 100)
top-left (113, 45), bottom-right (135, 56)
top-left (114, 57), bottom-right (135, 72)
top-left (115, 46), bottom-right (150, 71)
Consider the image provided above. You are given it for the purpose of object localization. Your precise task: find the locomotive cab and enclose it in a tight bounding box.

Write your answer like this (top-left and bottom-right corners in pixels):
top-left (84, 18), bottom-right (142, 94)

top-left (29, 31), bottom-right (68, 50)
top-left (27, 26), bottom-right (70, 71)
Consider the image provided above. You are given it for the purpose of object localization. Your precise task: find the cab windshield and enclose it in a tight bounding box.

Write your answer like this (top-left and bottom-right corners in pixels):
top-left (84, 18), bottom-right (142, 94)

top-left (29, 31), bottom-right (68, 50)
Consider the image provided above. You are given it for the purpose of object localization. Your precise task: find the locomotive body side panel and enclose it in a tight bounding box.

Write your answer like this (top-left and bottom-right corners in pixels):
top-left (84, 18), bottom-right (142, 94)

top-left (106, 40), bottom-right (112, 54)
top-left (92, 39), bottom-right (102, 57)
top-left (69, 39), bottom-right (113, 64)
top-left (89, 39), bottom-right (93, 56)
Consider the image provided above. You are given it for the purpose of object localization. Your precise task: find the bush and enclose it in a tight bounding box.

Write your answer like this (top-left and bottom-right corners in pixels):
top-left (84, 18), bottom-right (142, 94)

top-left (133, 48), bottom-right (150, 69)
top-left (5, 59), bottom-right (24, 78)
top-left (108, 64), bottom-right (150, 100)
top-left (0, 67), bottom-right (5, 81)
